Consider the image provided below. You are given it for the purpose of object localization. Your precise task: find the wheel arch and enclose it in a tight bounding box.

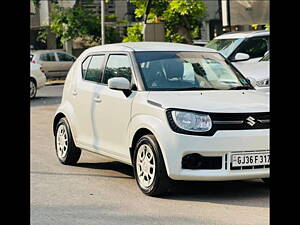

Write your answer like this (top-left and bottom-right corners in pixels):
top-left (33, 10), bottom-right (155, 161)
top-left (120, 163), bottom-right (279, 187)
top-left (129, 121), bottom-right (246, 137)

top-left (129, 128), bottom-right (154, 164)
top-left (30, 76), bottom-right (37, 85)
top-left (53, 112), bottom-right (67, 135)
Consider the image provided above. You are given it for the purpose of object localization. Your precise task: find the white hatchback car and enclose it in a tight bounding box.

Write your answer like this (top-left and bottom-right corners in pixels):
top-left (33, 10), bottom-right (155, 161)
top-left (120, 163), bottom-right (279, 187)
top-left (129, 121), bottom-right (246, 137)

top-left (205, 30), bottom-right (269, 65)
top-left (30, 61), bottom-right (47, 99)
top-left (53, 42), bottom-right (270, 196)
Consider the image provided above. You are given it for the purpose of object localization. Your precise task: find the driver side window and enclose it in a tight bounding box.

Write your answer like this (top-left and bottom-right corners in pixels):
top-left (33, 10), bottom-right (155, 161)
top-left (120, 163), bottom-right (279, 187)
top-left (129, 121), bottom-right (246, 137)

top-left (234, 36), bottom-right (269, 59)
top-left (102, 55), bottom-right (132, 84)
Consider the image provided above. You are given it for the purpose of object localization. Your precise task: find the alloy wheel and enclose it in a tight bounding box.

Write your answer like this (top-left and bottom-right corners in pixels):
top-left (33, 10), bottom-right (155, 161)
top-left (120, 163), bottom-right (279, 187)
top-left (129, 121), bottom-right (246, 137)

top-left (56, 124), bottom-right (69, 159)
top-left (136, 144), bottom-right (156, 189)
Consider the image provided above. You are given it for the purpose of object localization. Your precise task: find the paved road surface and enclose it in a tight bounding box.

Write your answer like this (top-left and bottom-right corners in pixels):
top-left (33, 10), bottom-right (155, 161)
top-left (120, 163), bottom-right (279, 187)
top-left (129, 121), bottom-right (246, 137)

top-left (30, 85), bottom-right (269, 225)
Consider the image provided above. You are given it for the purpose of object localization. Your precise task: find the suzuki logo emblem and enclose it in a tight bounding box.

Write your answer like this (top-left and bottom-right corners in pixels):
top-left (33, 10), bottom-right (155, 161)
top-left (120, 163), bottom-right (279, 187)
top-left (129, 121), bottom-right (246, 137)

top-left (246, 116), bottom-right (256, 126)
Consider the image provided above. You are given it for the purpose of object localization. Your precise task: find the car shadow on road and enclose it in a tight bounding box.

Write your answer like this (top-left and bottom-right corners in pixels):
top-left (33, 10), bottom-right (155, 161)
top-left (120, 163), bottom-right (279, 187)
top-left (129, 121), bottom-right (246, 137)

top-left (73, 160), bottom-right (269, 208)
top-left (74, 161), bottom-right (135, 178)
top-left (164, 179), bottom-right (269, 208)
top-left (30, 96), bottom-right (62, 107)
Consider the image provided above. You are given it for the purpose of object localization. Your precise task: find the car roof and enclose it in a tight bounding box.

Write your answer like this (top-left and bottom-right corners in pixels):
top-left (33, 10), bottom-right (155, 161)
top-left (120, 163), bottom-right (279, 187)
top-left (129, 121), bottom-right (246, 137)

top-left (214, 30), bottom-right (269, 40)
top-left (84, 42), bottom-right (218, 54)
top-left (31, 49), bottom-right (67, 54)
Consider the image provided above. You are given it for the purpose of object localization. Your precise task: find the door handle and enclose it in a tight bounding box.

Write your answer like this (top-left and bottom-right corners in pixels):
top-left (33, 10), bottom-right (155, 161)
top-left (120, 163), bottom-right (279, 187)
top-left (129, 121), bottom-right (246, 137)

top-left (73, 90), bottom-right (78, 96)
top-left (94, 95), bottom-right (102, 102)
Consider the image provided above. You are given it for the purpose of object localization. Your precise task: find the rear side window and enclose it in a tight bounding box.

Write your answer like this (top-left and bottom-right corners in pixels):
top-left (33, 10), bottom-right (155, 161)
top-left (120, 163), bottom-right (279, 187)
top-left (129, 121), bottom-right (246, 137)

top-left (40, 52), bottom-right (56, 61)
top-left (57, 52), bottom-right (75, 62)
top-left (234, 36), bottom-right (269, 59)
top-left (102, 55), bottom-right (132, 84)
top-left (82, 56), bottom-right (92, 78)
top-left (83, 55), bottom-right (105, 82)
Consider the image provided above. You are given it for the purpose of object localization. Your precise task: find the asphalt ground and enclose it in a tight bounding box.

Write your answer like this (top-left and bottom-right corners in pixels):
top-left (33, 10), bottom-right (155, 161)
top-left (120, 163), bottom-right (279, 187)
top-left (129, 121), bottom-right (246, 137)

top-left (30, 84), bottom-right (269, 225)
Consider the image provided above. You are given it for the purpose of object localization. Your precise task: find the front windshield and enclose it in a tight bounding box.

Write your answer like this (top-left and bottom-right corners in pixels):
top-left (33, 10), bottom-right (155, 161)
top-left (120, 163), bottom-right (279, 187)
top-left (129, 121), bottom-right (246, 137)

top-left (135, 51), bottom-right (252, 91)
top-left (205, 38), bottom-right (243, 58)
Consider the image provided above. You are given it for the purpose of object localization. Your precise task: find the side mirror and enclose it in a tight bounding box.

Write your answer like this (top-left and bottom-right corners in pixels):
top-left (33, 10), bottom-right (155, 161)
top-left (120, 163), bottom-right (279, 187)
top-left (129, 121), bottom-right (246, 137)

top-left (234, 53), bottom-right (250, 62)
top-left (246, 77), bottom-right (257, 87)
top-left (108, 77), bottom-right (132, 97)
top-left (108, 77), bottom-right (130, 90)
top-left (264, 51), bottom-right (269, 56)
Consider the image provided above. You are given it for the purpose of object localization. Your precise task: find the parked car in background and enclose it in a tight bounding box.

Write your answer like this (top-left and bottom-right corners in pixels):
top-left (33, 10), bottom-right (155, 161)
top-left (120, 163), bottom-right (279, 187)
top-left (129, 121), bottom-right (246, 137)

top-left (30, 60), bottom-right (46, 99)
top-left (193, 39), bottom-right (208, 47)
top-left (31, 50), bottom-right (76, 80)
top-left (234, 51), bottom-right (270, 94)
top-left (205, 30), bottom-right (269, 66)
top-left (53, 42), bottom-right (269, 196)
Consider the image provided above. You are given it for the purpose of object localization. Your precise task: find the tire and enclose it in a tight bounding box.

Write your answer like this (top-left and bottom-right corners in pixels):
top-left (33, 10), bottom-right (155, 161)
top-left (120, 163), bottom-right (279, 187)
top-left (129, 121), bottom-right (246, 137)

top-left (55, 117), bottom-right (81, 165)
top-left (30, 79), bottom-right (37, 99)
top-left (133, 134), bottom-right (172, 196)
top-left (262, 178), bottom-right (270, 184)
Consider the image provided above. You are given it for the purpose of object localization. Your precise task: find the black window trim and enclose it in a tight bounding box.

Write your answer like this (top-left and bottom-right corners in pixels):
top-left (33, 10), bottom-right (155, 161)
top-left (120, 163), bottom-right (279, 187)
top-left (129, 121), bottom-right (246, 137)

top-left (80, 50), bottom-right (147, 91)
top-left (56, 51), bottom-right (76, 62)
top-left (100, 52), bottom-right (137, 88)
top-left (228, 35), bottom-right (269, 61)
top-left (39, 52), bottom-right (57, 62)
top-left (81, 54), bottom-right (106, 84)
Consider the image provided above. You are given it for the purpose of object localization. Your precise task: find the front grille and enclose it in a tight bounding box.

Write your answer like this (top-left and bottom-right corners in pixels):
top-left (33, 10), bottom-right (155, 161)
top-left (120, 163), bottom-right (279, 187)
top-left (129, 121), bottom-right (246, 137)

top-left (211, 112), bottom-right (270, 131)
top-left (166, 109), bottom-right (270, 136)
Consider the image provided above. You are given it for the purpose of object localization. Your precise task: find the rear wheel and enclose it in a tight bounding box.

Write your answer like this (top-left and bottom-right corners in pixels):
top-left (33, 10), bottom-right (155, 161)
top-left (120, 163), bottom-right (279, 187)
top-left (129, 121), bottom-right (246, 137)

top-left (30, 79), bottom-right (37, 99)
top-left (133, 134), bottom-right (172, 196)
top-left (55, 117), bottom-right (81, 165)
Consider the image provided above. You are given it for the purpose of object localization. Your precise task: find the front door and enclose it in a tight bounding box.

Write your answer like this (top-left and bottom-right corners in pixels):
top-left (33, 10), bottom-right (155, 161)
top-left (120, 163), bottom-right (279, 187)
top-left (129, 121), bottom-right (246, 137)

top-left (94, 54), bottom-right (135, 161)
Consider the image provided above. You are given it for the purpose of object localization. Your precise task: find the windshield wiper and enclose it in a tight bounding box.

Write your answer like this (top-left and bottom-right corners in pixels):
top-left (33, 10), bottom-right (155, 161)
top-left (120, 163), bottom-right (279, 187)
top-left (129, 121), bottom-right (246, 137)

top-left (229, 86), bottom-right (252, 90)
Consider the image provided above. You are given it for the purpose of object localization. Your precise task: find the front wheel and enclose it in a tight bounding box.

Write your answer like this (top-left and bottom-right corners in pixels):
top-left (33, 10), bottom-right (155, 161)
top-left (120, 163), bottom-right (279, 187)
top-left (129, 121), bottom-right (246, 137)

top-left (133, 134), bottom-right (172, 196)
top-left (55, 117), bottom-right (81, 165)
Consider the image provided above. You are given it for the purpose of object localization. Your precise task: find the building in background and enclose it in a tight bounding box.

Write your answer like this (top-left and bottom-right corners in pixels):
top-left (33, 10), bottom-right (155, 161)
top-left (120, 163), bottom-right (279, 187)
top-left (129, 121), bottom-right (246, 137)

top-left (30, 0), bottom-right (57, 50)
top-left (199, 0), bottom-right (269, 42)
top-left (30, 0), bottom-right (138, 50)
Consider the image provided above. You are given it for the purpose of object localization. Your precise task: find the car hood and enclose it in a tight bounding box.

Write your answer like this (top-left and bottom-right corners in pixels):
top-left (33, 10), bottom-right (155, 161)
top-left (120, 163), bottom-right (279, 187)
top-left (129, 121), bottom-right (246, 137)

top-left (234, 61), bottom-right (269, 81)
top-left (147, 90), bottom-right (269, 113)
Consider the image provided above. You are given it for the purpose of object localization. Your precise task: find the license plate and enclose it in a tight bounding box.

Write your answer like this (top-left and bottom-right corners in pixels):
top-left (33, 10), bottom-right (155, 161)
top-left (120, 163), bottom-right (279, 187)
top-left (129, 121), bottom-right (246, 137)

top-left (231, 152), bottom-right (270, 167)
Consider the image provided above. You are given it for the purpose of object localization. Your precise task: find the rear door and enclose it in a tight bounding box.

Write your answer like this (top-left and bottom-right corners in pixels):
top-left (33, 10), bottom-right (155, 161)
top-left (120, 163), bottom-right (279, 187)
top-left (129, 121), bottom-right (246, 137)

top-left (56, 52), bottom-right (76, 78)
top-left (71, 54), bottom-right (106, 150)
top-left (38, 52), bottom-right (59, 79)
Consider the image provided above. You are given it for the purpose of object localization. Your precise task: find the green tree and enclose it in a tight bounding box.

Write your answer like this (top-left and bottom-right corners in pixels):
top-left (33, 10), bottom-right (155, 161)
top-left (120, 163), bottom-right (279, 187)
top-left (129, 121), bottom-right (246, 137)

top-left (122, 23), bottom-right (143, 42)
top-left (49, 5), bottom-right (102, 44)
top-left (124, 0), bottom-right (207, 44)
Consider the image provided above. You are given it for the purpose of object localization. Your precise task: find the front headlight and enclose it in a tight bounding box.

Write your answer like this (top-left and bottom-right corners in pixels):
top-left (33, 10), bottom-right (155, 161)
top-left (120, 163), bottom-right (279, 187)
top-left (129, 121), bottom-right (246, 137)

top-left (256, 78), bottom-right (270, 87)
top-left (171, 110), bottom-right (212, 132)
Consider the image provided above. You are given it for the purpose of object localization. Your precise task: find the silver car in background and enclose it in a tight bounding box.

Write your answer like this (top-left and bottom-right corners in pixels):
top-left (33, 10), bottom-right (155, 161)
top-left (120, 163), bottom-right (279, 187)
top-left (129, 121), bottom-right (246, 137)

top-left (31, 50), bottom-right (76, 80)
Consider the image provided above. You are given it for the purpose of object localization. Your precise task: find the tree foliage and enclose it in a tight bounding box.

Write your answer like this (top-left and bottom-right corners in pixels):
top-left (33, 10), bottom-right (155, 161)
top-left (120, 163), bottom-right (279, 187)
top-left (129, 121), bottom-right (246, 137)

top-left (50, 5), bottom-right (101, 44)
top-left (122, 23), bottom-right (143, 42)
top-left (124, 0), bottom-right (207, 44)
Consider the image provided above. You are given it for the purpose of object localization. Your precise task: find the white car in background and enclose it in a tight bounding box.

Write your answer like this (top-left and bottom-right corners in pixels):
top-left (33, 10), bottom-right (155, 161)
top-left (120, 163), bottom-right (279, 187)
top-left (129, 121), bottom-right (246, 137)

top-left (205, 30), bottom-right (269, 66)
top-left (30, 60), bottom-right (46, 99)
top-left (235, 52), bottom-right (270, 94)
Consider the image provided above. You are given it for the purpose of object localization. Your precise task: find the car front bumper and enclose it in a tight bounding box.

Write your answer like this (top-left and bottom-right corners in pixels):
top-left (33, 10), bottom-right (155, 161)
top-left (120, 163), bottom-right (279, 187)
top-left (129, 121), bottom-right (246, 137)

top-left (157, 128), bottom-right (270, 181)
